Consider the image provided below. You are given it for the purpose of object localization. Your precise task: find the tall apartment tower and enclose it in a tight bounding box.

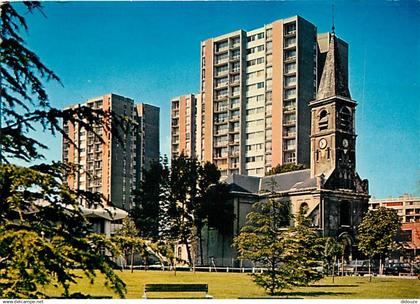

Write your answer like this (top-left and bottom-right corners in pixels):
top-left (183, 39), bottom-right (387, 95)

top-left (62, 93), bottom-right (160, 211)
top-left (198, 16), bottom-right (318, 177)
top-left (171, 94), bottom-right (197, 158)
top-left (135, 103), bottom-right (160, 181)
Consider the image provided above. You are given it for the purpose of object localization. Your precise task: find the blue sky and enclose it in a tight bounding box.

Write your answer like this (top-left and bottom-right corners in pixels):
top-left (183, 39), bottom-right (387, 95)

top-left (19, 1), bottom-right (419, 198)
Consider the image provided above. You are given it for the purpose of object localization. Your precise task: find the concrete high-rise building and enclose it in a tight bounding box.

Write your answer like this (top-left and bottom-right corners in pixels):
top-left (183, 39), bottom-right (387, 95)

top-left (198, 16), bottom-right (319, 177)
top-left (171, 16), bottom-right (350, 178)
top-left (135, 103), bottom-right (160, 180)
top-left (62, 93), bottom-right (159, 211)
top-left (171, 94), bottom-right (198, 158)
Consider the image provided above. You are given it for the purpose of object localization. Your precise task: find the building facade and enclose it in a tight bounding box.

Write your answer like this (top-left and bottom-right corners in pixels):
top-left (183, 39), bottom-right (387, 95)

top-left (198, 16), bottom-right (319, 177)
top-left (136, 103), bottom-right (160, 181)
top-left (62, 93), bottom-right (159, 211)
top-left (199, 32), bottom-right (369, 267)
top-left (171, 16), bottom-right (351, 178)
top-left (171, 94), bottom-right (197, 158)
top-left (369, 194), bottom-right (420, 253)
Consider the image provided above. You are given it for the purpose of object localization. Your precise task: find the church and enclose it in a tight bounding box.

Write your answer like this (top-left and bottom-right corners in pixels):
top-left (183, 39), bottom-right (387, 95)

top-left (200, 32), bottom-right (370, 267)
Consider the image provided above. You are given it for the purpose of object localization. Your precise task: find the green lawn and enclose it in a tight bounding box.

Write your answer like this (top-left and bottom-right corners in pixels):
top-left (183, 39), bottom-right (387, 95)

top-left (42, 270), bottom-right (420, 299)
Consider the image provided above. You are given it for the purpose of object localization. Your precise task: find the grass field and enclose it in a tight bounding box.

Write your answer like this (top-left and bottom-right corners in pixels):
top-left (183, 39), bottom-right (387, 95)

top-left (42, 270), bottom-right (420, 299)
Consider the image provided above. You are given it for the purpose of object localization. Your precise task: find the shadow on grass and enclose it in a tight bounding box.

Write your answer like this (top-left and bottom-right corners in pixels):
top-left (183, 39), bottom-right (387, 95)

top-left (311, 284), bottom-right (358, 288)
top-left (277, 291), bottom-right (353, 297)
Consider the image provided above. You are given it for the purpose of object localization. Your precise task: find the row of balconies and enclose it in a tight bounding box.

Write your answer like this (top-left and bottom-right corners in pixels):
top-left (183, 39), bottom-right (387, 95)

top-left (215, 42), bottom-right (241, 54)
top-left (283, 132), bottom-right (296, 138)
top-left (283, 105), bottom-right (296, 113)
top-left (283, 145), bottom-right (296, 151)
top-left (283, 120), bottom-right (296, 126)
top-left (215, 80), bottom-right (241, 88)
top-left (215, 55), bottom-right (241, 65)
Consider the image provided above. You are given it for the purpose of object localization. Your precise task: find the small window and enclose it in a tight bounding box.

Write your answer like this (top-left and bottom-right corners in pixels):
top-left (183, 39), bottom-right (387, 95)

top-left (300, 202), bottom-right (309, 214)
top-left (319, 110), bottom-right (328, 131)
top-left (340, 107), bottom-right (352, 131)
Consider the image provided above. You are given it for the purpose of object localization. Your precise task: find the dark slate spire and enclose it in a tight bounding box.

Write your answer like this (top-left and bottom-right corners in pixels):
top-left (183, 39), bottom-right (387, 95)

top-left (316, 33), bottom-right (351, 100)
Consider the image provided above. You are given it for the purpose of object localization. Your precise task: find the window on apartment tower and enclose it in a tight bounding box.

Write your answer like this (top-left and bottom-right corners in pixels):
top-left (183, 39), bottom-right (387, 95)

top-left (286, 62), bottom-right (296, 73)
top-left (285, 23), bottom-right (296, 34)
top-left (285, 49), bottom-right (296, 60)
top-left (256, 82), bottom-right (265, 89)
top-left (266, 41), bottom-right (273, 52)
top-left (231, 49), bottom-right (240, 59)
top-left (231, 37), bottom-right (240, 46)
top-left (216, 40), bottom-right (229, 52)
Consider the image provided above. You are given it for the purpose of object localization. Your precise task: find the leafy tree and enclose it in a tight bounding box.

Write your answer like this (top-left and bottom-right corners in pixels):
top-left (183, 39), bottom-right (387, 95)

top-left (205, 182), bottom-right (233, 264)
top-left (196, 162), bottom-right (232, 265)
top-left (162, 154), bottom-right (196, 265)
top-left (234, 198), bottom-right (291, 295)
top-left (358, 207), bottom-right (402, 277)
top-left (283, 209), bottom-right (324, 286)
top-left (0, 2), bottom-right (126, 298)
top-left (141, 155), bottom-right (227, 267)
top-left (131, 158), bottom-right (169, 239)
top-left (0, 163), bottom-right (126, 298)
top-left (234, 199), bottom-right (324, 295)
top-left (112, 217), bottom-right (145, 272)
top-left (266, 163), bottom-right (306, 176)
top-left (323, 237), bottom-right (343, 283)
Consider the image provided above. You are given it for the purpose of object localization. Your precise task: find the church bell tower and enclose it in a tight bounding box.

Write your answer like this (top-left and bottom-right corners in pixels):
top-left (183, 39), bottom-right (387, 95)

top-left (310, 33), bottom-right (357, 190)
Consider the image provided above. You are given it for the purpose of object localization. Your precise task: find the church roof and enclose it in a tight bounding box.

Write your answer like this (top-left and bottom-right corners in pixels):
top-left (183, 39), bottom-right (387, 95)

top-left (225, 174), bottom-right (260, 193)
top-left (225, 169), bottom-right (317, 195)
top-left (260, 169), bottom-right (316, 193)
top-left (317, 33), bottom-right (351, 100)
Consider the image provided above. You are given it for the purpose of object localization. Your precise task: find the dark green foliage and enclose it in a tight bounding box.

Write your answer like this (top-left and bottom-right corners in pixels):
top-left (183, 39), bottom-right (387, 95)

top-left (283, 210), bottom-right (324, 286)
top-left (234, 200), bottom-right (324, 295)
top-left (132, 154), bottom-right (229, 266)
top-left (234, 199), bottom-right (291, 295)
top-left (0, 2), bottom-right (127, 298)
top-left (131, 158), bottom-right (168, 239)
top-left (358, 207), bottom-right (402, 275)
top-left (206, 183), bottom-right (233, 235)
top-left (322, 237), bottom-right (343, 282)
top-left (266, 163), bottom-right (306, 176)
top-left (0, 164), bottom-right (126, 298)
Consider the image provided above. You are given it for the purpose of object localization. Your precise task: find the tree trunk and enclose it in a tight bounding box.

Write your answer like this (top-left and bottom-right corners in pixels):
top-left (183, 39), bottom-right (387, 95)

top-left (379, 258), bottom-right (383, 276)
top-left (341, 254), bottom-right (344, 276)
top-left (221, 233), bottom-right (225, 267)
top-left (184, 237), bottom-right (193, 267)
top-left (130, 245), bottom-right (134, 273)
top-left (198, 227), bottom-right (204, 266)
top-left (332, 257), bottom-right (336, 283)
top-left (368, 258), bottom-right (372, 282)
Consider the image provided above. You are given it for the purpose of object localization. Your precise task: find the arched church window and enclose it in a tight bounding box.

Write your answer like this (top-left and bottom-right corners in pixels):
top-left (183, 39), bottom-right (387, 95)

top-left (315, 150), bottom-right (320, 161)
top-left (339, 107), bottom-right (352, 131)
top-left (300, 202), bottom-right (309, 214)
top-left (340, 201), bottom-right (351, 226)
top-left (318, 109), bottom-right (328, 131)
top-left (326, 147), bottom-right (331, 159)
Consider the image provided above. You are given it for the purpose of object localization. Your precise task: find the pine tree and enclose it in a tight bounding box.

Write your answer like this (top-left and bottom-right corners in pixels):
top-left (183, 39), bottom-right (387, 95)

top-left (0, 2), bottom-right (126, 298)
top-left (234, 200), bottom-right (325, 295)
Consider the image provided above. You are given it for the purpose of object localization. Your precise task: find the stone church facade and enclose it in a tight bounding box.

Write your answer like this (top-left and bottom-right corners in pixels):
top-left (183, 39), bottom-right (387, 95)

top-left (200, 32), bottom-right (370, 267)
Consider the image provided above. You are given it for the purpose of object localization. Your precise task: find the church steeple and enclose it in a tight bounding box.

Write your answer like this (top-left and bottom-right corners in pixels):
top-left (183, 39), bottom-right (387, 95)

top-left (316, 33), bottom-right (351, 100)
top-left (309, 31), bottom-right (357, 189)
